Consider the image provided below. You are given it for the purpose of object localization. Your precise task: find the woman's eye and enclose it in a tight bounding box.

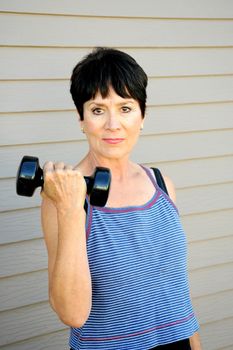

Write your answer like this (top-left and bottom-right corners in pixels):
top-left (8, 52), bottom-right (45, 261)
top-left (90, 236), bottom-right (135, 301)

top-left (92, 108), bottom-right (104, 115)
top-left (121, 106), bottom-right (131, 113)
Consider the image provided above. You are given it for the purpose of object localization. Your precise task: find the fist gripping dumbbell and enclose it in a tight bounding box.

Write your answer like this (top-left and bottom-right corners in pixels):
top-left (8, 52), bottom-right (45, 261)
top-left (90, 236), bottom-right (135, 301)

top-left (16, 156), bottom-right (111, 207)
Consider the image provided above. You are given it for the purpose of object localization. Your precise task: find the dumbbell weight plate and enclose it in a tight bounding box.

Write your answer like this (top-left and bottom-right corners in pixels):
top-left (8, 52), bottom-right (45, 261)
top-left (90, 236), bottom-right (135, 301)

top-left (16, 156), bottom-right (43, 197)
top-left (87, 167), bottom-right (111, 207)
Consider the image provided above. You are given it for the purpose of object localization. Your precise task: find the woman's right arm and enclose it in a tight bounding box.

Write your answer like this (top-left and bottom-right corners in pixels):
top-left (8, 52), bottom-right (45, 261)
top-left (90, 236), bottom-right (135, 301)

top-left (41, 162), bottom-right (92, 328)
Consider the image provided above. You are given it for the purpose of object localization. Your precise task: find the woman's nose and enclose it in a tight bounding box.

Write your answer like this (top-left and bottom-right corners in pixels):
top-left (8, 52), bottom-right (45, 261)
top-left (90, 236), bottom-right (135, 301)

top-left (105, 112), bottom-right (121, 130)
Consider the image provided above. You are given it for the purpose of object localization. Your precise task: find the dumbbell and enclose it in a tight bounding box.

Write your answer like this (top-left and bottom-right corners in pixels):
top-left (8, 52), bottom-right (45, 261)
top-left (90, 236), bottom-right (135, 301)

top-left (16, 155), bottom-right (111, 207)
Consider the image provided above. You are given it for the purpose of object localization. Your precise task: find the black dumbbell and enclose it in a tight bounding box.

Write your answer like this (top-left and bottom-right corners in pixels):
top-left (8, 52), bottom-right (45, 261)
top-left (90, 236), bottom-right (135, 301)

top-left (16, 155), bottom-right (111, 207)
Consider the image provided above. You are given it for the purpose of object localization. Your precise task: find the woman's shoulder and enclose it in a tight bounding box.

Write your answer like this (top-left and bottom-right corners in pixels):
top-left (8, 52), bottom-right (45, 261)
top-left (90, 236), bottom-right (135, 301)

top-left (163, 175), bottom-right (176, 204)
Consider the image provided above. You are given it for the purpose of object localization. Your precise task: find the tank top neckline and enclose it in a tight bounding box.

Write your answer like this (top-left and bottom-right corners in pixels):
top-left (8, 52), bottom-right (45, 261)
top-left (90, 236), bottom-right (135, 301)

top-left (90, 165), bottom-right (161, 213)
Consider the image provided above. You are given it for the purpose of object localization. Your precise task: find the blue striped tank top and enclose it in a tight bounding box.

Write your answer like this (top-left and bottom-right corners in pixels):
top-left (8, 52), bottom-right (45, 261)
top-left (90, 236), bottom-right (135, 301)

top-left (69, 166), bottom-right (199, 349)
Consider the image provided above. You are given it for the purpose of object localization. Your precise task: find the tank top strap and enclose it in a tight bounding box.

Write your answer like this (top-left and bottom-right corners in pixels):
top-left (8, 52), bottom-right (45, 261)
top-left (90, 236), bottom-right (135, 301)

top-left (140, 164), bottom-right (160, 190)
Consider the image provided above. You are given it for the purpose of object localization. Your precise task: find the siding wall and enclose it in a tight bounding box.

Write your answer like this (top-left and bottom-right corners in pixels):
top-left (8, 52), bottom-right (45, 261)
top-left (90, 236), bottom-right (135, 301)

top-left (0, 1), bottom-right (233, 349)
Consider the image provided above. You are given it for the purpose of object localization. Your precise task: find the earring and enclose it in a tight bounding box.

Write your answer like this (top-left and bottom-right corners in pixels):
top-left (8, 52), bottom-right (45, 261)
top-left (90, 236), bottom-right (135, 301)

top-left (140, 124), bottom-right (144, 131)
top-left (81, 127), bottom-right (85, 134)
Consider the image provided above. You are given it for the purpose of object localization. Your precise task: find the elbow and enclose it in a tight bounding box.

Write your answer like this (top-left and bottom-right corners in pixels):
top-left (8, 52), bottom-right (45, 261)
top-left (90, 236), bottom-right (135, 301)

top-left (59, 314), bottom-right (89, 328)
top-left (49, 294), bottom-right (91, 328)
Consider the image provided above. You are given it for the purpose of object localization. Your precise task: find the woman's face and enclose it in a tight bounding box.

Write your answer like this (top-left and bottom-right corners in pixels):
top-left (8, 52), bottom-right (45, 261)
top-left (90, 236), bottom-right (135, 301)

top-left (81, 87), bottom-right (144, 162)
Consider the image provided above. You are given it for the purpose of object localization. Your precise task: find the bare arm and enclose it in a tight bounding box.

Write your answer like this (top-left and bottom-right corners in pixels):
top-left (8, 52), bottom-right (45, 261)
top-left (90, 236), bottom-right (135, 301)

top-left (189, 332), bottom-right (202, 350)
top-left (163, 175), bottom-right (176, 204)
top-left (41, 162), bottom-right (92, 328)
top-left (164, 175), bottom-right (202, 350)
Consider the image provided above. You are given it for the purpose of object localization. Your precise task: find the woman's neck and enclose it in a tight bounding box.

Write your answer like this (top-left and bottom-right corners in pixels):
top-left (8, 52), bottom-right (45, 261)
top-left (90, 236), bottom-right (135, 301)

top-left (78, 152), bottom-right (138, 182)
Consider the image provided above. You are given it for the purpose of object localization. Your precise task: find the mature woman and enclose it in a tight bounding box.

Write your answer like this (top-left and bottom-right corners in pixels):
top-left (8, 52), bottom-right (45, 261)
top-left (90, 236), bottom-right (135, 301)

top-left (41, 47), bottom-right (201, 349)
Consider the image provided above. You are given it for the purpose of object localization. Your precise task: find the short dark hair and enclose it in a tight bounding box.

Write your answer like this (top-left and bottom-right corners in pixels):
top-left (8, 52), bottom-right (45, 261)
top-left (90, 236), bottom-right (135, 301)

top-left (70, 47), bottom-right (148, 120)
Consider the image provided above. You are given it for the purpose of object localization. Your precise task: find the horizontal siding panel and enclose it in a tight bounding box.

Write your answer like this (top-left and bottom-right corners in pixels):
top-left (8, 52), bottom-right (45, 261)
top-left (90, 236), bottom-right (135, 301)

top-left (0, 329), bottom-right (69, 350)
top-left (0, 141), bottom-right (89, 179)
top-left (0, 208), bottom-right (41, 244)
top-left (189, 236), bottom-right (233, 270)
top-left (116, 48), bottom-right (233, 77)
top-left (178, 182), bottom-right (233, 215)
top-left (0, 302), bottom-right (65, 346)
top-left (132, 130), bottom-right (233, 165)
top-left (0, 176), bottom-right (38, 211)
top-left (189, 262), bottom-right (233, 298)
top-left (0, 130), bottom-right (232, 178)
top-left (148, 76), bottom-right (233, 106)
top-left (181, 209), bottom-right (233, 242)
top-left (0, 270), bottom-right (48, 311)
top-left (0, 331), bottom-right (69, 350)
top-left (2, 103), bottom-right (233, 146)
top-left (0, 239), bottom-right (47, 277)
top-left (1, 47), bottom-right (233, 79)
top-left (1, 0), bottom-right (233, 18)
top-left (1, 76), bottom-right (233, 113)
top-left (0, 111), bottom-right (84, 146)
top-left (200, 317), bottom-right (233, 350)
top-left (194, 290), bottom-right (233, 324)
top-left (152, 155), bottom-right (233, 188)
top-left (1, 13), bottom-right (233, 47)
top-left (0, 80), bottom-right (72, 113)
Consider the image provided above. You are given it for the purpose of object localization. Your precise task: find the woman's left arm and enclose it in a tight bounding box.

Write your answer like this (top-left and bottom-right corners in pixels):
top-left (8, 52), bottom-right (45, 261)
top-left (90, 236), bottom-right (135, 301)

top-left (189, 332), bottom-right (202, 350)
top-left (163, 175), bottom-right (176, 203)
top-left (164, 176), bottom-right (202, 350)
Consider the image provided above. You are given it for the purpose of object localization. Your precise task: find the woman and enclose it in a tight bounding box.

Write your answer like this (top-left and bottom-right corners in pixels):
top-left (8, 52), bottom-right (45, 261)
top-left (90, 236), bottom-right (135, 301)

top-left (41, 47), bottom-right (201, 349)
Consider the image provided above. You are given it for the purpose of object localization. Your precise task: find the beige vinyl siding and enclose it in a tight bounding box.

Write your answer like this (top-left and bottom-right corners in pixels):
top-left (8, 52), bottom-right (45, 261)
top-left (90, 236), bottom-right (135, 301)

top-left (0, 0), bottom-right (233, 18)
top-left (0, 1), bottom-right (233, 349)
top-left (1, 13), bottom-right (233, 47)
top-left (1, 47), bottom-right (233, 79)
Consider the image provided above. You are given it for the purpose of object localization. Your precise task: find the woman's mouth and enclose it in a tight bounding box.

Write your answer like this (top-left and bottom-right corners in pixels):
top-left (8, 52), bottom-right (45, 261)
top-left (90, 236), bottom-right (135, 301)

top-left (102, 138), bottom-right (125, 144)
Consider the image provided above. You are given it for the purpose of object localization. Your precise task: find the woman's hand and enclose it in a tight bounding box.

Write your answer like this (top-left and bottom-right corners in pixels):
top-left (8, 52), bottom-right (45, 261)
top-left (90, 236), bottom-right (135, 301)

top-left (41, 161), bottom-right (87, 212)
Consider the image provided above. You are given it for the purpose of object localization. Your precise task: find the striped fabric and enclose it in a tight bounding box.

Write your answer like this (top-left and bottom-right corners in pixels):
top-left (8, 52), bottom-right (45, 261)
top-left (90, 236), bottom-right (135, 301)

top-left (69, 166), bottom-right (199, 349)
